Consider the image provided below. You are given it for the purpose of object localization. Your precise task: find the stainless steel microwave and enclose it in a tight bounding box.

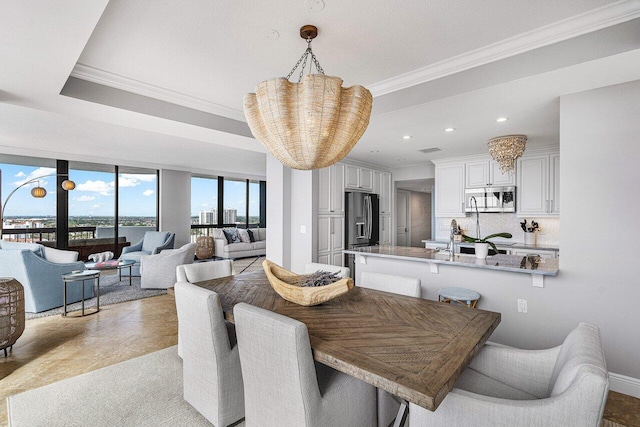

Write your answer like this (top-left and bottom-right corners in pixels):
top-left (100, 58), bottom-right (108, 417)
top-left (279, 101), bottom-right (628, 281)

top-left (465, 186), bottom-right (516, 213)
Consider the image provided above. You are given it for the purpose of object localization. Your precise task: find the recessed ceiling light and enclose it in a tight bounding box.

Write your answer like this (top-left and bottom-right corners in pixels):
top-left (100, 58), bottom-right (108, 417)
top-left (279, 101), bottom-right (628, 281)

top-left (444, 128), bottom-right (455, 132)
top-left (304, 0), bottom-right (325, 12)
top-left (496, 117), bottom-right (508, 122)
top-left (370, 150), bottom-right (379, 153)
top-left (264, 29), bottom-right (280, 40)
top-left (403, 135), bottom-right (412, 140)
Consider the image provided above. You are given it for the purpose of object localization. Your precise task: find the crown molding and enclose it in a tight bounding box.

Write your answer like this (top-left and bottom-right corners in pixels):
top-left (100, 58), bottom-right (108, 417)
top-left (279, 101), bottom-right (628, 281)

top-left (70, 63), bottom-right (247, 122)
top-left (368, 1), bottom-right (640, 97)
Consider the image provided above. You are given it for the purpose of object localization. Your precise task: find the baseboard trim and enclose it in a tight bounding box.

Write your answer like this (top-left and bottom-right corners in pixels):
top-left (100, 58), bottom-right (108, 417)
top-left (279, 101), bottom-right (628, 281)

top-left (609, 372), bottom-right (640, 399)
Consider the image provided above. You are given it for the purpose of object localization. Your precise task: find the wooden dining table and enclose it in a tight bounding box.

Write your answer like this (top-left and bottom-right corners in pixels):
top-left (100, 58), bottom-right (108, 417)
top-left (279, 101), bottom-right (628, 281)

top-left (194, 270), bottom-right (501, 412)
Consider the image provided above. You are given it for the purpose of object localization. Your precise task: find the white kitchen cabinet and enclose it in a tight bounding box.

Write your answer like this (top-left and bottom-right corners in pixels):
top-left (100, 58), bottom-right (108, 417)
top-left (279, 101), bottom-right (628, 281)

top-left (331, 251), bottom-right (345, 267)
top-left (380, 215), bottom-right (392, 245)
top-left (380, 172), bottom-right (392, 214)
top-left (517, 153), bottom-right (559, 217)
top-left (466, 159), bottom-right (515, 188)
top-left (317, 216), bottom-right (345, 266)
top-left (318, 163), bottom-right (344, 215)
top-left (344, 164), bottom-right (373, 191)
top-left (435, 163), bottom-right (466, 217)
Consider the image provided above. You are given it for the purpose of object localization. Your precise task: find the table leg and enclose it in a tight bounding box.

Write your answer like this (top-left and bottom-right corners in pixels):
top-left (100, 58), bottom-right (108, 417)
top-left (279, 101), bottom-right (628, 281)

top-left (119, 267), bottom-right (122, 282)
top-left (96, 275), bottom-right (100, 313)
top-left (81, 278), bottom-right (85, 316)
top-left (63, 281), bottom-right (67, 317)
top-left (128, 265), bottom-right (132, 286)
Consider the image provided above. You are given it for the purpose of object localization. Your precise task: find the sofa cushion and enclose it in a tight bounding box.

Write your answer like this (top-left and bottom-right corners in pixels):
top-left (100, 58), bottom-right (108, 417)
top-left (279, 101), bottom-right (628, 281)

top-left (141, 231), bottom-right (171, 252)
top-left (224, 242), bottom-right (254, 253)
top-left (247, 229), bottom-right (256, 243)
top-left (212, 229), bottom-right (225, 240)
top-left (238, 229), bottom-right (251, 243)
top-left (251, 241), bottom-right (266, 251)
top-left (1, 241), bottom-right (45, 257)
top-left (223, 228), bottom-right (241, 244)
top-left (256, 228), bottom-right (267, 241)
top-left (43, 247), bottom-right (79, 263)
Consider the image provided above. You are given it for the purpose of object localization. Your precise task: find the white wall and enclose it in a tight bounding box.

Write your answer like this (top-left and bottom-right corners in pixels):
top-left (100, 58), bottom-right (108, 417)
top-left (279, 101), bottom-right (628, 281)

top-left (266, 155), bottom-right (291, 267)
top-left (289, 169), bottom-right (316, 273)
top-left (159, 169), bottom-right (191, 247)
top-left (559, 79), bottom-right (640, 382)
top-left (392, 163), bottom-right (435, 181)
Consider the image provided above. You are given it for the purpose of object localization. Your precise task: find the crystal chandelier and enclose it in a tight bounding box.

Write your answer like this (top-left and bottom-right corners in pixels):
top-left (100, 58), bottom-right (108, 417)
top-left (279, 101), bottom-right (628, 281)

top-left (487, 135), bottom-right (527, 174)
top-left (244, 25), bottom-right (373, 170)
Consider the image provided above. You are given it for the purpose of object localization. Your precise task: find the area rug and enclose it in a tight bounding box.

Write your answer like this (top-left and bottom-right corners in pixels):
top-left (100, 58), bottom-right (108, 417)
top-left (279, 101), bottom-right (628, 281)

top-left (26, 273), bottom-right (166, 320)
top-left (6, 345), bottom-right (245, 426)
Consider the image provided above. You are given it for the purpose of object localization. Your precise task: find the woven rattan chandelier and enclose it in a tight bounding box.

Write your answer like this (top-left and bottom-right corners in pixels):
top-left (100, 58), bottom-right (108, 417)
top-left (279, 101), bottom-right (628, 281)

top-left (244, 25), bottom-right (373, 170)
top-left (487, 135), bottom-right (527, 174)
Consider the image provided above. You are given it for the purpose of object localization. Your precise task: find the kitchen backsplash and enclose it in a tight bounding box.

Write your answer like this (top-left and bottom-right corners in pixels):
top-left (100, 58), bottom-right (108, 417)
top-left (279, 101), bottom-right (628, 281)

top-left (435, 214), bottom-right (559, 246)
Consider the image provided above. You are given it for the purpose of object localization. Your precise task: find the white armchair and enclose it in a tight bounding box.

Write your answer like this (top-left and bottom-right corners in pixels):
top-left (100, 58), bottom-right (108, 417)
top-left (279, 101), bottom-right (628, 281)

top-left (409, 323), bottom-right (609, 427)
top-left (140, 243), bottom-right (196, 289)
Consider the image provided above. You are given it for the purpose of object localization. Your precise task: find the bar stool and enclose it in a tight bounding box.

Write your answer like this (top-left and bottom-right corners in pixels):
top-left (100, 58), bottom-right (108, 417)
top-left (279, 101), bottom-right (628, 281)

top-left (438, 287), bottom-right (480, 308)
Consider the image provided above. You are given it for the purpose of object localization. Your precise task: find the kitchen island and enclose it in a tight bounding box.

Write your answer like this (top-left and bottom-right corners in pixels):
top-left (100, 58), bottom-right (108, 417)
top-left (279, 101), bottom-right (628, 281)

top-left (421, 239), bottom-right (559, 257)
top-left (344, 245), bottom-right (558, 288)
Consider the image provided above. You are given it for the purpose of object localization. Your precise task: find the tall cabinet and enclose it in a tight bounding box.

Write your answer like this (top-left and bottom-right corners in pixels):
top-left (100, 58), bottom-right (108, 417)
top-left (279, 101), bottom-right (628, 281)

top-left (316, 162), bottom-right (392, 267)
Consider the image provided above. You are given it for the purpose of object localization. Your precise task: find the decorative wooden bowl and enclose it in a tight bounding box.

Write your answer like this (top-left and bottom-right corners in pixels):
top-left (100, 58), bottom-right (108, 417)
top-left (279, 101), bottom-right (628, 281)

top-left (262, 260), bottom-right (354, 306)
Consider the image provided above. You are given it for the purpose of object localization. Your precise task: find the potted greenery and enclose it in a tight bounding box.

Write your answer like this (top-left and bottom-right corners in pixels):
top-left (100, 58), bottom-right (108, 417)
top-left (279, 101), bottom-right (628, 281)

top-left (462, 232), bottom-right (513, 259)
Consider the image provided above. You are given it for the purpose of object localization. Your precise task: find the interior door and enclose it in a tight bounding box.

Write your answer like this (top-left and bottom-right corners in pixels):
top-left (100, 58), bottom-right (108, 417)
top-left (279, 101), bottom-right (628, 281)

top-left (396, 190), bottom-right (410, 246)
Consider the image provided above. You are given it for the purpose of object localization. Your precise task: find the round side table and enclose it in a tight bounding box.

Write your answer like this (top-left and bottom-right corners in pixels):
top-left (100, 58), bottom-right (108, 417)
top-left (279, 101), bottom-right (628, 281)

top-left (61, 270), bottom-right (100, 317)
top-left (0, 277), bottom-right (25, 357)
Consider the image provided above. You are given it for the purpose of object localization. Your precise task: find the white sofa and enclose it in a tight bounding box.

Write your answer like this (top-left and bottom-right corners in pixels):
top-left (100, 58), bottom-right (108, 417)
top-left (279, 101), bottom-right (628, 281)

top-left (212, 228), bottom-right (266, 259)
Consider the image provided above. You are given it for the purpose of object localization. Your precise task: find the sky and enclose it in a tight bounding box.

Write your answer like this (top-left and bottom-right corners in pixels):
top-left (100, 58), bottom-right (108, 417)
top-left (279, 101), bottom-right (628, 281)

top-left (190, 177), bottom-right (260, 217)
top-left (1, 163), bottom-right (259, 218)
top-left (1, 164), bottom-right (156, 217)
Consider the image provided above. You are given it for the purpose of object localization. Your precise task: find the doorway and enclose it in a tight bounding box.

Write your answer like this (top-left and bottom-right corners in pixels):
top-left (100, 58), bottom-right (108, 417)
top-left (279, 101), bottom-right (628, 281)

top-left (396, 179), bottom-right (434, 247)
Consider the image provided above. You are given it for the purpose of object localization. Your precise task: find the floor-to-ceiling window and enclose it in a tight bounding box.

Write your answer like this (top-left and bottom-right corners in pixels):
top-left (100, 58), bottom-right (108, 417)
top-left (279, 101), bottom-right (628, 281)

top-left (0, 156), bottom-right (57, 242)
top-left (223, 178), bottom-right (246, 226)
top-left (249, 180), bottom-right (260, 227)
top-left (117, 167), bottom-right (158, 247)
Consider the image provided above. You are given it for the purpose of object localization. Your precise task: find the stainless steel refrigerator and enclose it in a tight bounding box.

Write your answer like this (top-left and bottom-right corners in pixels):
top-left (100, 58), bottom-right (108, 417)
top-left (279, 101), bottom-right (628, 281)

top-left (344, 192), bottom-right (379, 278)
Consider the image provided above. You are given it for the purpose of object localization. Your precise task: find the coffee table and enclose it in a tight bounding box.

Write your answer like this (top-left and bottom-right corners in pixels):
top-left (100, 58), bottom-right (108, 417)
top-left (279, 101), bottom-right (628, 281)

top-left (84, 260), bottom-right (136, 286)
top-left (61, 270), bottom-right (100, 317)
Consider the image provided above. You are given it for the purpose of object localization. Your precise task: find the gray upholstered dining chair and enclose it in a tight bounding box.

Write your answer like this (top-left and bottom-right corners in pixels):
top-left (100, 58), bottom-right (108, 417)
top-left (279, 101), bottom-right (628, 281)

top-left (176, 259), bottom-right (236, 358)
top-left (304, 262), bottom-right (350, 278)
top-left (410, 323), bottom-right (609, 427)
top-left (359, 271), bottom-right (421, 427)
top-left (176, 259), bottom-right (236, 283)
top-left (234, 303), bottom-right (377, 427)
top-left (174, 282), bottom-right (244, 427)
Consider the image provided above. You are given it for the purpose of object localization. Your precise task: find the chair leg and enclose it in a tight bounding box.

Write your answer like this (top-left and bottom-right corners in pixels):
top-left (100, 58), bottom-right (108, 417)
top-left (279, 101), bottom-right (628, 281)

top-left (393, 399), bottom-right (409, 427)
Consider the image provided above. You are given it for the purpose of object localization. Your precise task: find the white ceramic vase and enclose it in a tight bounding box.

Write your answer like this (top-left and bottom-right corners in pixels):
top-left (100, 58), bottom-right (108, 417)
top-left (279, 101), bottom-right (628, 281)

top-left (524, 231), bottom-right (536, 245)
top-left (475, 242), bottom-right (489, 259)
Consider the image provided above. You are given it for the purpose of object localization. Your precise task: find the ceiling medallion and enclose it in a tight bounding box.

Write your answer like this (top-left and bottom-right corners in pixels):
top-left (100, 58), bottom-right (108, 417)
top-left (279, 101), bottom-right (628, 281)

top-left (487, 134), bottom-right (527, 174)
top-left (244, 25), bottom-right (373, 170)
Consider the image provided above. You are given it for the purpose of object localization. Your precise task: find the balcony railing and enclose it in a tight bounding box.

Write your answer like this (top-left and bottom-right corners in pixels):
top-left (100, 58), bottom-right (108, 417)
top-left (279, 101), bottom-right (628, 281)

top-left (190, 223), bottom-right (260, 243)
top-left (1, 226), bottom-right (97, 243)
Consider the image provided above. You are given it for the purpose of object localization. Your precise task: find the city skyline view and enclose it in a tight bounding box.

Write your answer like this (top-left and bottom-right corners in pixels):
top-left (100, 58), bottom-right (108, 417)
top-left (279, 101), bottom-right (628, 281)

top-left (1, 164), bottom-right (259, 220)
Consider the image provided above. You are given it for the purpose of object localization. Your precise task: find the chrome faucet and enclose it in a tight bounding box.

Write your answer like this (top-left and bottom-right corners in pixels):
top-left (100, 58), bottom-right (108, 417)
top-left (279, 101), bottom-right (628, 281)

top-left (449, 219), bottom-right (458, 258)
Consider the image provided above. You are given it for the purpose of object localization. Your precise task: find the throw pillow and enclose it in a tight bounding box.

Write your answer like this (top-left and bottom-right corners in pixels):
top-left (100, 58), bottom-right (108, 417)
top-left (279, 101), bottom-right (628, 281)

top-left (238, 229), bottom-right (250, 243)
top-left (247, 229), bottom-right (256, 243)
top-left (223, 228), bottom-right (241, 244)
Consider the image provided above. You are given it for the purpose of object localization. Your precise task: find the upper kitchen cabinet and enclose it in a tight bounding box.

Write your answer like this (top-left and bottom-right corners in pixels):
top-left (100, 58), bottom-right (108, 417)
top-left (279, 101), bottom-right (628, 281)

top-left (345, 164), bottom-right (373, 191)
top-left (435, 163), bottom-right (466, 217)
top-left (318, 163), bottom-right (345, 215)
top-left (379, 172), bottom-right (392, 214)
top-left (466, 159), bottom-right (515, 188)
top-left (517, 152), bottom-right (559, 217)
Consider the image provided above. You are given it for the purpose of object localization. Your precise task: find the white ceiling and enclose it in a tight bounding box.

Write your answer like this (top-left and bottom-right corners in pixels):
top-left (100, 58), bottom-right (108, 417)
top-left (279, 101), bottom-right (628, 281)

top-left (1, 0), bottom-right (640, 173)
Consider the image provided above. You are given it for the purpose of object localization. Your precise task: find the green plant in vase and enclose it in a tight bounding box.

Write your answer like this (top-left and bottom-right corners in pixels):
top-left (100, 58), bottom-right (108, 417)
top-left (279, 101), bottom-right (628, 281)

top-left (462, 232), bottom-right (513, 259)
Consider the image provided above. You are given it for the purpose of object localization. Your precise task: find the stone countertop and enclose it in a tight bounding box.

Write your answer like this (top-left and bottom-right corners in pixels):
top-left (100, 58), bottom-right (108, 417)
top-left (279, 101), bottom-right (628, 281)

top-left (421, 239), bottom-right (560, 252)
top-left (344, 245), bottom-right (559, 276)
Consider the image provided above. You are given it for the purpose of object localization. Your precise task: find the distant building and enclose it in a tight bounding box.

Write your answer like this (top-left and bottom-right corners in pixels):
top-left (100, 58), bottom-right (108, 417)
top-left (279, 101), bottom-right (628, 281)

top-left (199, 208), bottom-right (238, 225)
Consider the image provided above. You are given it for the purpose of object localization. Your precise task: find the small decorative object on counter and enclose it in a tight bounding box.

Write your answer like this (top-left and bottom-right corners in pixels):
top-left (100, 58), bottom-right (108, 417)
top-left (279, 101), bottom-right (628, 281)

top-left (520, 219), bottom-right (539, 245)
top-left (462, 232), bottom-right (513, 260)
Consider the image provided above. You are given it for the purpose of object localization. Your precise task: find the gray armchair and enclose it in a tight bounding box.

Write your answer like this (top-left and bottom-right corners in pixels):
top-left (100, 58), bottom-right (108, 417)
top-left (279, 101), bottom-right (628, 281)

top-left (409, 323), bottom-right (609, 427)
top-left (119, 231), bottom-right (175, 275)
top-left (0, 247), bottom-right (91, 313)
top-left (139, 243), bottom-right (195, 289)
top-left (234, 303), bottom-right (376, 427)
